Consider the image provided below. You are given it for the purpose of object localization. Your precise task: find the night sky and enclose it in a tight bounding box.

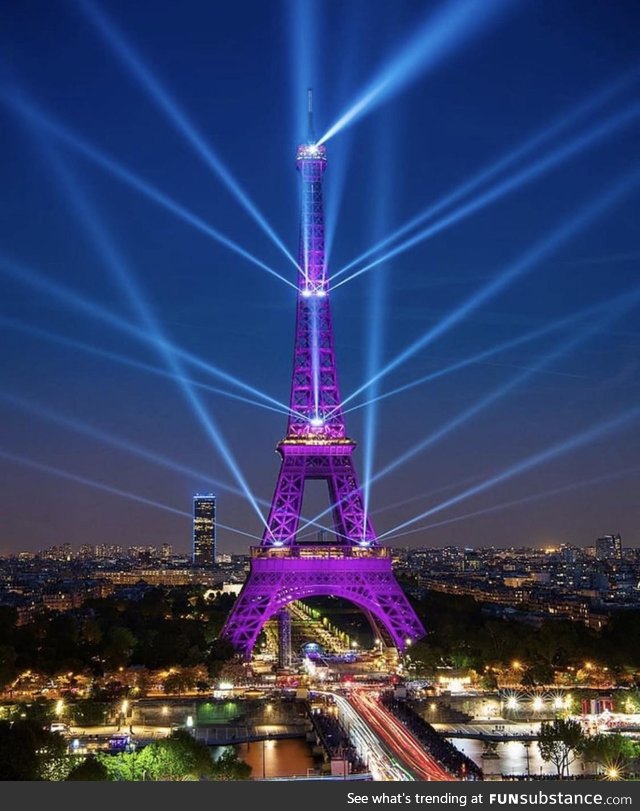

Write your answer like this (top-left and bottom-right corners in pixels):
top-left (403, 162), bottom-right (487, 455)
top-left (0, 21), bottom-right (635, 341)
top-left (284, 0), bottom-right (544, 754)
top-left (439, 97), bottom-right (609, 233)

top-left (1, 0), bottom-right (639, 555)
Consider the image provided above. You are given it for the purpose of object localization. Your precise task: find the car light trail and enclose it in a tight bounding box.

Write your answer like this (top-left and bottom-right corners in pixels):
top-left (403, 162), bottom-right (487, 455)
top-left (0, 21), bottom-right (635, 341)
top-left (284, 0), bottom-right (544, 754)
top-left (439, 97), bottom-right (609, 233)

top-left (3, 89), bottom-right (296, 291)
top-left (349, 690), bottom-right (456, 780)
top-left (337, 67), bottom-right (640, 277)
top-left (317, 0), bottom-right (514, 145)
top-left (320, 692), bottom-right (416, 781)
top-left (378, 404), bottom-right (640, 540)
top-left (76, 0), bottom-right (297, 271)
top-left (333, 102), bottom-right (640, 289)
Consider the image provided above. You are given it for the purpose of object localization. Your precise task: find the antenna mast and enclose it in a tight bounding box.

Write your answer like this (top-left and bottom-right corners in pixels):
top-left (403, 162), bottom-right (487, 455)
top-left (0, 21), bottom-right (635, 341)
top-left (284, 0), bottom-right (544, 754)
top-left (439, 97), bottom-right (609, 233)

top-left (307, 87), bottom-right (316, 143)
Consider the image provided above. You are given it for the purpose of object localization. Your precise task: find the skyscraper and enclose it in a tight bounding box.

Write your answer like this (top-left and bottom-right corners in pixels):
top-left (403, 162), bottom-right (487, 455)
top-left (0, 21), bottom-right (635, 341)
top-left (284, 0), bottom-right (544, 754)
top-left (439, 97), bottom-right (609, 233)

top-left (595, 533), bottom-right (622, 561)
top-left (193, 494), bottom-right (216, 567)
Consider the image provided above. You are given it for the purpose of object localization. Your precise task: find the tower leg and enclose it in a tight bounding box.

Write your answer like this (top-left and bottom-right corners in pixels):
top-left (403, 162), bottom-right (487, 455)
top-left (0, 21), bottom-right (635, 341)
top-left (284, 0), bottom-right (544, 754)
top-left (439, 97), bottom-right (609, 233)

top-left (221, 554), bottom-right (425, 660)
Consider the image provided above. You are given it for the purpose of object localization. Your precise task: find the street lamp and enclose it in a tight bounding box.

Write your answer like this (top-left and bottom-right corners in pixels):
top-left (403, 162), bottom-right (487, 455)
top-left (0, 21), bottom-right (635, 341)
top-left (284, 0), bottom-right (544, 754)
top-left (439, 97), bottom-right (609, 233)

top-left (262, 735), bottom-right (273, 779)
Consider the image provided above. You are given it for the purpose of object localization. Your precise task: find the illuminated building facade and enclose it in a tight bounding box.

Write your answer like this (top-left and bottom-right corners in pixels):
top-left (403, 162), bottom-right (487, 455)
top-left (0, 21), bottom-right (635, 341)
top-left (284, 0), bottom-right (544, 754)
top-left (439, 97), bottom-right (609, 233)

top-left (596, 533), bottom-right (623, 561)
top-left (193, 493), bottom-right (216, 567)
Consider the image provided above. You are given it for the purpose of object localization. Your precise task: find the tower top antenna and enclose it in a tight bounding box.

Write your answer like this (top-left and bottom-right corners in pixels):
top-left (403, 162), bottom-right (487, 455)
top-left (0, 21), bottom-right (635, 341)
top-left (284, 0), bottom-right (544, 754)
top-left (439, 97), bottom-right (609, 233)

top-left (307, 87), bottom-right (316, 144)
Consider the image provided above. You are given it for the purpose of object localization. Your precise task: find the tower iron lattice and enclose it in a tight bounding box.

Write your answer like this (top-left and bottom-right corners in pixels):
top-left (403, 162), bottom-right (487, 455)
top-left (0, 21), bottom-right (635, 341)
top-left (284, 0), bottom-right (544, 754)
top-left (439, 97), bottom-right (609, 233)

top-left (221, 96), bottom-right (425, 658)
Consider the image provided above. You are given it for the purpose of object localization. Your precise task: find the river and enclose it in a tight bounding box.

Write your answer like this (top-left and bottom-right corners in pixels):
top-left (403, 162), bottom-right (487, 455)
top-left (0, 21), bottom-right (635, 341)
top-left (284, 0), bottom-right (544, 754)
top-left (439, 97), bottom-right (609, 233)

top-left (212, 739), bottom-right (316, 779)
top-left (448, 737), bottom-right (587, 779)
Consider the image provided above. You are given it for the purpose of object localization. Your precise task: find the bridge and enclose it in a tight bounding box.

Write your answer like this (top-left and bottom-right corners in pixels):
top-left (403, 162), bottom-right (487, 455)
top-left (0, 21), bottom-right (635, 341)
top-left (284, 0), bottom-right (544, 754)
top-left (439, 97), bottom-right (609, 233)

top-left (194, 724), bottom-right (307, 745)
top-left (433, 722), bottom-right (539, 742)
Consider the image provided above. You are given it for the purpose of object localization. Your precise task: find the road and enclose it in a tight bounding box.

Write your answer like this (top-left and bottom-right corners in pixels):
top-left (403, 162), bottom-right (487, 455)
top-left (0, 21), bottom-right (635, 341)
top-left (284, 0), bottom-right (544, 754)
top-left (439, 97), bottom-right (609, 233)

top-left (348, 691), bottom-right (456, 781)
top-left (329, 692), bottom-right (415, 781)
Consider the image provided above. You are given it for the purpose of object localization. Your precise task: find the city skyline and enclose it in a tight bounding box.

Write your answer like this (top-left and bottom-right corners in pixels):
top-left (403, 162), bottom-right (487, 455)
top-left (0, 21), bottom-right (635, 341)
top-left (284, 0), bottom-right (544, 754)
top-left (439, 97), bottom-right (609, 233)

top-left (2, 1), bottom-right (640, 555)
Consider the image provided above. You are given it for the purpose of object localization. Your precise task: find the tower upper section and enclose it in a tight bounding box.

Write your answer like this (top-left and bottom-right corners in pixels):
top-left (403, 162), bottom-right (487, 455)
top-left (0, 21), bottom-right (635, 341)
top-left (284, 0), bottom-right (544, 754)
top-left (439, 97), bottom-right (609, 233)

top-left (284, 129), bottom-right (348, 442)
top-left (295, 142), bottom-right (327, 293)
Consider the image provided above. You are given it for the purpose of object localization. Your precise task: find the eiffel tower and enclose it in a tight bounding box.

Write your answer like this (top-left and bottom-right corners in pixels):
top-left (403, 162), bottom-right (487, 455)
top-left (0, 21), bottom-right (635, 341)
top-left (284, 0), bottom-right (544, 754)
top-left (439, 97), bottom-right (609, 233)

top-left (221, 93), bottom-right (425, 658)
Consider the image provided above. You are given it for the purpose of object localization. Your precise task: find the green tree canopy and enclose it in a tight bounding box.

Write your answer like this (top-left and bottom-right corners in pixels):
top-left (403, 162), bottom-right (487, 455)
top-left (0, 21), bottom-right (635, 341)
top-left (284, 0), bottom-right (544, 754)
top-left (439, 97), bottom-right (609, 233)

top-left (66, 755), bottom-right (111, 781)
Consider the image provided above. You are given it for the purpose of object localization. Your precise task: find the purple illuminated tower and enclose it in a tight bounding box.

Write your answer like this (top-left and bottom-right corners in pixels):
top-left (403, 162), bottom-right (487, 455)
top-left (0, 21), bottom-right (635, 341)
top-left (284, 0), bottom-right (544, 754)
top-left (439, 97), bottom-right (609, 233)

top-left (222, 93), bottom-right (424, 658)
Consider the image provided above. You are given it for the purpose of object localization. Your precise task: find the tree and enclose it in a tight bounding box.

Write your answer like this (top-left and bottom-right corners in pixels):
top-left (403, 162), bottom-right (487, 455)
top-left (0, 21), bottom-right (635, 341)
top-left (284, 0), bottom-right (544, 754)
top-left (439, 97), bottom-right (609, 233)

top-left (583, 734), bottom-right (637, 778)
top-left (97, 732), bottom-right (214, 781)
top-left (66, 755), bottom-right (110, 781)
top-left (538, 718), bottom-right (585, 778)
top-left (207, 638), bottom-right (235, 679)
top-left (97, 751), bottom-right (141, 781)
top-left (104, 627), bottom-right (136, 669)
top-left (0, 645), bottom-right (17, 689)
top-left (139, 731), bottom-right (214, 780)
top-left (211, 747), bottom-right (252, 780)
top-left (0, 720), bottom-right (71, 780)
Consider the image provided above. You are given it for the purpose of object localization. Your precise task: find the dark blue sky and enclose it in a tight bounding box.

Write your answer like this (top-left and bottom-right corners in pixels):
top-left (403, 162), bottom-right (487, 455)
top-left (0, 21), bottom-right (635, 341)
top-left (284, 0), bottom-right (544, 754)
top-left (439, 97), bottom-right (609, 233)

top-left (1, 0), bottom-right (639, 555)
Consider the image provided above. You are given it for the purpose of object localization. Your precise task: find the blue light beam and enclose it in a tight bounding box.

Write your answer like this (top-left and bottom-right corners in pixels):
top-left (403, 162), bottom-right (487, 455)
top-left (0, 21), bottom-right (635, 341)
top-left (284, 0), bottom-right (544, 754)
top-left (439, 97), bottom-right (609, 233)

top-left (385, 466), bottom-right (640, 541)
top-left (0, 448), bottom-right (190, 518)
top-left (333, 102), bottom-right (640, 288)
top-left (337, 68), bottom-right (640, 277)
top-left (377, 406), bottom-right (640, 541)
top-left (342, 296), bottom-right (611, 417)
top-left (0, 314), bottom-right (293, 420)
top-left (289, 0), bottom-right (319, 143)
top-left (76, 0), bottom-right (297, 270)
top-left (317, 0), bottom-right (515, 145)
top-left (361, 120), bottom-right (393, 537)
top-left (40, 154), bottom-right (266, 527)
top-left (0, 255), bottom-right (296, 415)
top-left (0, 389), bottom-right (245, 499)
top-left (334, 163), bottom-right (640, 412)
top-left (0, 447), bottom-right (265, 542)
top-left (373, 282), bottom-right (640, 485)
top-left (2, 90), bottom-right (296, 291)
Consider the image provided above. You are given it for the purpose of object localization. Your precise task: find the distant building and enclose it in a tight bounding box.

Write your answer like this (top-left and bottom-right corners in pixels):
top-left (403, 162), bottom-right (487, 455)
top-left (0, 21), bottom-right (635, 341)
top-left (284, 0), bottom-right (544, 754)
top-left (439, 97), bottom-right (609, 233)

top-left (193, 494), bottom-right (216, 567)
top-left (77, 544), bottom-right (94, 560)
top-left (161, 543), bottom-right (172, 560)
top-left (95, 544), bottom-right (123, 560)
top-left (596, 533), bottom-right (622, 561)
